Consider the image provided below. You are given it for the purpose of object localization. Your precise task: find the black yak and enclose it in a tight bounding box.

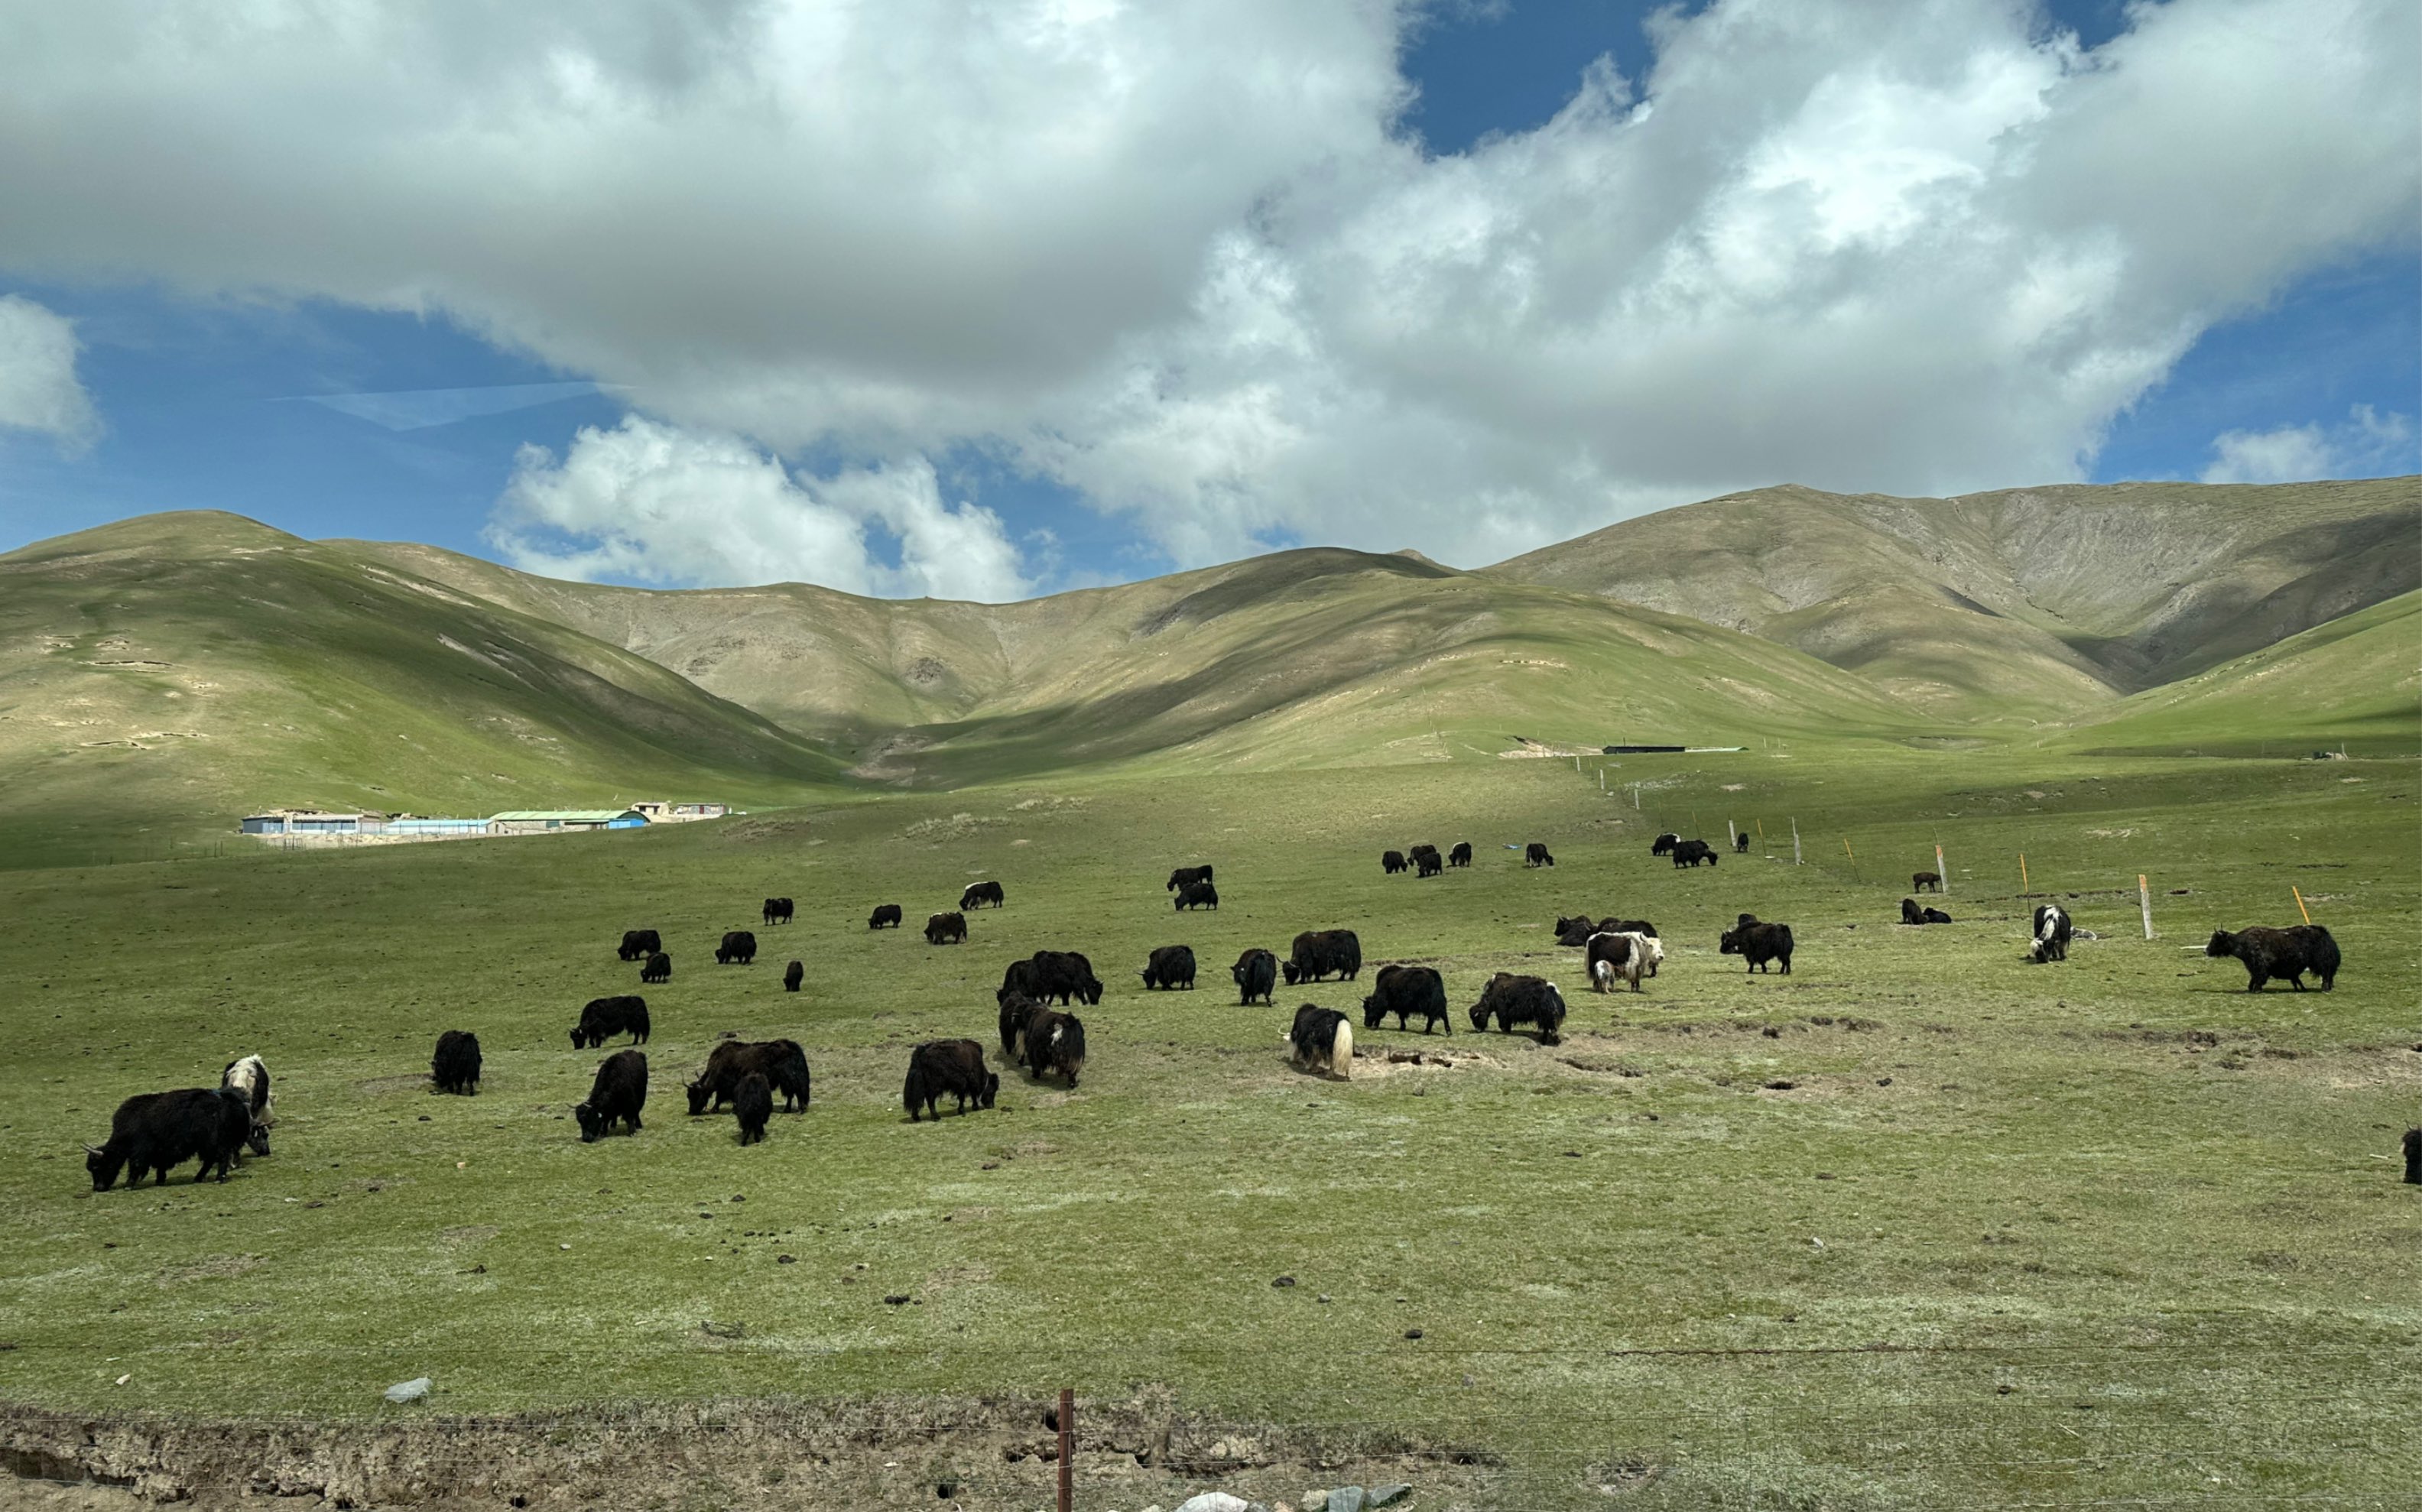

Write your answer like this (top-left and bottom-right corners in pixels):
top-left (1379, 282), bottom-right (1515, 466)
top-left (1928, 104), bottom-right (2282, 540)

top-left (904, 1039), bottom-right (998, 1121)
top-left (960, 880), bottom-right (1005, 910)
top-left (1448, 841), bottom-right (1472, 868)
top-left (1007, 949), bottom-right (1102, 1006)
top-left (1381, 849), bottom-right (1408, 874)
top-left (687, 1039), bottom-right (810, 1115)
top-left (617, 928), bottom-right (662, 961)
top-left (1141, 944), bottom-right (1197, 990)
top-left (1733, 832), bottom-right (1750, 853)
top-left (1174, 879), bottom-right (1220, 910)
top-left (1651, 833), bottom-right (1680, 855)
top-left (868, 903), bottom-right (903, 930)
top-left (641, 950), bottom-right (672, 984)
top-left (732, 1072), bottom-right (773, 1146)
top-left (1284, 929), bottom-right (1362, 985)
top-left (1023, 1009), bottom-right (1088, 1087)
top-left (1232, 948), bottom-right (1278, 1005)
top-left (1469, 973), bottom-right (1566, 1043)
top-left (1524, 842), bottom-right (1554, 868)
top-left (716, 930), bottom-right (758, 965)
top-left (2205, 925), bottom-right (2339, 991)
top-left (1414, 848), bottom-right (1443, 878)
top-left (998, 991), bottom-right (1046, 1060)
top-left (2404, 1128), bottom-right (2420, 1185)
top-left (926, 910), bottom-right (967, 944)
top-left (85, 1089), bottom-right (253, 1189)
top-left (762, 897), bottom-right (794, 926)
top-left (1720, 920), bottom-right (1794, 974)
top-left (783, 959), bottom-right (804, 992)
top-left (1287, 1004), bottom-right (1354, 1078)
top-left (1587, 930), bottom-right (1662, 993)
top-left (1670, 839), bottom-right (1717, 868)
top-left (571, 995), bottom-right (651, 1050)
top-left (2031, 904), bottom-right (2073, 964)
top-left (1167, 865), bottom-right (1214, 892)
top-left (1361, 964), bottom-right (1450, 1033)
top-left (1912, 871), bottom-right (1942, 893)
top-left (575, 1050), bottom-right (648, 1142)
top-left (431, 1030), bottom-right (482, 1095)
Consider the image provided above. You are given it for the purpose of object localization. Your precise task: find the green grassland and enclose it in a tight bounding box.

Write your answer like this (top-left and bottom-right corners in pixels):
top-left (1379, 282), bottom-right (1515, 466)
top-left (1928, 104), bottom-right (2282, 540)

top-left (5, 741), bottom-right (2417, 1507)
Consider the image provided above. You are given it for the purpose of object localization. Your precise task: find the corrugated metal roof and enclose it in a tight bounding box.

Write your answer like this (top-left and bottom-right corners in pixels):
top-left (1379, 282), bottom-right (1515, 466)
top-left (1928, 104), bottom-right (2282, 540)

top-left (486, 810), bottom-right (646, 823)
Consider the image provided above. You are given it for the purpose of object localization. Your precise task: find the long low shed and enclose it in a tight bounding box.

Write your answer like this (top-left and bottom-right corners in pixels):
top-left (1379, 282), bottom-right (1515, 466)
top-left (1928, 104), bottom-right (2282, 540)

top-left (486, 810), bottom-right (649, 834)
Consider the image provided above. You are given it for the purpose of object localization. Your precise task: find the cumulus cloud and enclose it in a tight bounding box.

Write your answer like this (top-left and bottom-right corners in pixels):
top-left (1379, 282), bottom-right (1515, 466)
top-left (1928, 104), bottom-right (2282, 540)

top-left (0, 294), bottom-right (100, 453)
top-left (489, 415), bottom-right (1030, 601)
top-left (2203, 404), bottom-right (2417, 484)
top-left (0, 0), bottom-right (2413, 582)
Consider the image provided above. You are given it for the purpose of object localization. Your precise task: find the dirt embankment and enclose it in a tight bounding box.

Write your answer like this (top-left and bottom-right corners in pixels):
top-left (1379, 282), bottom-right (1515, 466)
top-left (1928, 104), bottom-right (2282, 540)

top-left (2, 1394), bottom-right (1503, 1511)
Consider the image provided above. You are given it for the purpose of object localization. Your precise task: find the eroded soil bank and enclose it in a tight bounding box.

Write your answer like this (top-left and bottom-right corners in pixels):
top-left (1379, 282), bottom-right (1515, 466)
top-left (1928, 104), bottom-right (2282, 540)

top-left (2, 1395), bottom-right (1509, 1511)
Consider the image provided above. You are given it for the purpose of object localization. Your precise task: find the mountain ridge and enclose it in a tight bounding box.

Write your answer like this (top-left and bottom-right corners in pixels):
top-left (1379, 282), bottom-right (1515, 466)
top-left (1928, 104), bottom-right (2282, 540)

top-left (1485, 476), bottom-right (2418, 712)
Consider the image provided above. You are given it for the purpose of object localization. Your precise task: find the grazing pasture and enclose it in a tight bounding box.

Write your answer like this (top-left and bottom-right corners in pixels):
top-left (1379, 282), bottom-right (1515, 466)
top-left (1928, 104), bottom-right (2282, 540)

top-left (2, 748), bottom-right (2417, 1508)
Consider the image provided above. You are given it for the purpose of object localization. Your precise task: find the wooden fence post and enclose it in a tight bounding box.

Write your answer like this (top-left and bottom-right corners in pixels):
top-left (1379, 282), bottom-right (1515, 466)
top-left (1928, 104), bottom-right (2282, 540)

top-left (1934, 845), bottom-right (1947, 894)
top-left (2293, 886), bottom-right (2311, 925)
top-left (2018, 853), bottom-right (2028, 893)
top-left (1792, 818), bottom-right (1801, 866)
top-left (1728, 819), bottom-right (1737, 848)
top-left (1058, 1388), bottom-right (1074, 1512)
top-left (2138, 875), bottom-right (2154, 940)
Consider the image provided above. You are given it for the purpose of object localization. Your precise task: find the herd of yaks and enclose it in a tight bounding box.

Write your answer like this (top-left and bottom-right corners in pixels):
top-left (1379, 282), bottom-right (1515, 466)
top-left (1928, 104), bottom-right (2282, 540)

top-left (78, 832), bottom-right (2352, 1189)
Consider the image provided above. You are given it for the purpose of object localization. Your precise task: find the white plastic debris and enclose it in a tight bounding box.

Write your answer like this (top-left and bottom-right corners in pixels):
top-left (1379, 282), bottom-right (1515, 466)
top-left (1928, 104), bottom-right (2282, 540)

top-left (383, 1377), bottom-right (431, 1403)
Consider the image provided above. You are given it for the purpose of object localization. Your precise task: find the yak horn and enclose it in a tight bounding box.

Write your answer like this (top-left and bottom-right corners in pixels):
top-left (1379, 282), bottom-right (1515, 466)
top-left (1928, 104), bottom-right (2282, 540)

top-left (83, 1143), bottom-right (105, 1155)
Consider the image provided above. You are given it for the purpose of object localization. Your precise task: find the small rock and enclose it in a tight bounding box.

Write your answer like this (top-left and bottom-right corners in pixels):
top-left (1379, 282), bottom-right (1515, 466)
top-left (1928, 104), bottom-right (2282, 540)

top-left (1317, 1293), bottom-right (1331, 1303)
top-left (777, 1254), bottom-right (797, 1264)
top-left (1271, 1275), bottom-right (1296, 1288)
top-left (1301, 1494), bottom-right (1329, 1512)
top-left (382, 1377), bottom-right (430, 1403)
top-left (1175, 1494), bottom-right (1251, 1512)
top-left (1328, 1490), bottom-right (1366, 1512)
top-left (884, 1294), bottom-right (913, 1306)
top-left (1368, 1488), bottom-right (1411, 1509)
top-left (1404, 1328), bottom-right (1423, 1340)
top-left (1809, 1237), bottom-right (1825, 1249)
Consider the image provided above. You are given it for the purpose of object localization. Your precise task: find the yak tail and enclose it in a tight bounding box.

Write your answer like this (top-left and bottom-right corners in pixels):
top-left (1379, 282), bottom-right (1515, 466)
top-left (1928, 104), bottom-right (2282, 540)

top-left (1331, 1020), bottom-right (1353, 1079)
top-left (1061, 1018), bottom-right (1088, 1072)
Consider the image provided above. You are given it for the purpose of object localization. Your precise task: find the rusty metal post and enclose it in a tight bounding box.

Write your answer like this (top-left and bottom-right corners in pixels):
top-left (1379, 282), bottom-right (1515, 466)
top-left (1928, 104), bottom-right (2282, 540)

top-left (1057, 1387), bottom-right (1074, 1512)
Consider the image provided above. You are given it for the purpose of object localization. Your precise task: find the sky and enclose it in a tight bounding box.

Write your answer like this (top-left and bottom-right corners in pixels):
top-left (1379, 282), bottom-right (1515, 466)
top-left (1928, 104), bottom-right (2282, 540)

top-left (0, 0), bottom-right (2413, 602)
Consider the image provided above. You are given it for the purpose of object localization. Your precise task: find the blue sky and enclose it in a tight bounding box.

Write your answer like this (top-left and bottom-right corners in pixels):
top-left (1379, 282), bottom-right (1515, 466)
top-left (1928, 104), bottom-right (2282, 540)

top-left (0, 0), bottom-right (2413, 597)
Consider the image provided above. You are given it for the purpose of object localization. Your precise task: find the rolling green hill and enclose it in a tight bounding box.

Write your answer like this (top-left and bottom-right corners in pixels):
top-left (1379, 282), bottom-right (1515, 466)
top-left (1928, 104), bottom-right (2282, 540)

top-left (8, 475), bottom-right (2414, 862)
top-left (2057, 586), bottom-right (2422, 758)
top-left (343, 538), bottom-right (1924, 783)
top-left (1486, 476), bottom-right (2419, 715)
top-left (0, 513), bottom-right (843, 865)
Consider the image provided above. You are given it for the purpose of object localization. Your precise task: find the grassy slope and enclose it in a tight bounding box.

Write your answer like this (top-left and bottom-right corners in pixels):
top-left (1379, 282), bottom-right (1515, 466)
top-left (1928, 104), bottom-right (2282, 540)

top-left (339, 539), bottom-right (1932, 782)
top-left (1486, 476), bottom-right (2421, 715)
top-left (2, 745), bottom-right (2415, 1507)
top-left (2054, 588), bottom-right (2422, 758)
top-left (0, 513), bottom-right (846, 867)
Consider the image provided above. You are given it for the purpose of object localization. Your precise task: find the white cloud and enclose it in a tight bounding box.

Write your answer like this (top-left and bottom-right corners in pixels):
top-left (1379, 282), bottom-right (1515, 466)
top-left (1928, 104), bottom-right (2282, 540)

top-left (0, 294), bottom-right (100, 453)
top-left (489, 416), bottom-right (1031, 601)
top-left (2203, 404), bottom-right (2417, 484)
top-left (0, 0), bottom-right (2413, 582)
